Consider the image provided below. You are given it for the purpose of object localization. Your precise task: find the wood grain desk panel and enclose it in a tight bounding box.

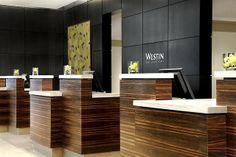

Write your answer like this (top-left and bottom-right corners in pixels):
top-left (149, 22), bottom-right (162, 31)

top-left (0, 90), bottom-right (9, 125)
top-left (30, 79), bottom-right (53, 91)
top-left (135, 107), bottom-right (226, 157)
top-left (120, 79), bottom-right (172, 157)
top-left (60, 79), bottom-right (120, 154)
top-left (217, 79), bottom-right (236, 157)
top-left (0, 79), bottom-right (5, 87)
top-left (30, 95), bottom-right (63, 148)
top-left (6, 78), bottom-right (29, 129)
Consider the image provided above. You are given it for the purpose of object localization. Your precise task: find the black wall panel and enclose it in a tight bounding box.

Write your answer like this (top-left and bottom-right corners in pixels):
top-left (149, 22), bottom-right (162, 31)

top-left (122, 0), bottom-right (142, 17)
top-left (143, 7), bottom-right (168, 43)
top-left (142, 42), bottom-right (168, 73)
top-left (47, 11), bottom-right (64, 33)
top-left (168, 37), bottom-right (199, 75)
top-left (0, 54), bottom-right (9, 75)
top-left (25, 32), bottom-right (49, 55)
top-left (122, 45), bottom-right (143, 73)
top-left (0, 6), bottom-right (24, 31)
top-left (0, 31), bottom-right (24, 54)
top-left (88, 0), bottom-right (102, 25)
top-left (92, 50), bottom-right (103, 84)
top-left (123, 14), bottom-right (142, 47)
top-left (74, 2), bottom-right (88, 23)
top-left (92, 24), bottom-right (102, 51)
top-left (24, 55), bottom-right (49, 75)
top-left (63, 7), bottom-right (75, 29)
top-left (143, 0), bottom-right (168, 12)
top-left (8, 55), bottom-right (25, 74)
top-left (103, 0), bottom-right (121, 14)
top-left (169, 0), bottom-right (186, 5)
top-left (169, 0), bottom-right (200, 40)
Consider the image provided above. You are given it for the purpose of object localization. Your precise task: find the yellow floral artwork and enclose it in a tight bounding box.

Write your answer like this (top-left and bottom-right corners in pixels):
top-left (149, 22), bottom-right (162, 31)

top-left (68, 21), bottom-right (91, 74)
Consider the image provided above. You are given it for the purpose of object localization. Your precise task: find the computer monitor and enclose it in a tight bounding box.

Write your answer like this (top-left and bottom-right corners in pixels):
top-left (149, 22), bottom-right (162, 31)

top-left (159, 68), bottom-right (195, 99)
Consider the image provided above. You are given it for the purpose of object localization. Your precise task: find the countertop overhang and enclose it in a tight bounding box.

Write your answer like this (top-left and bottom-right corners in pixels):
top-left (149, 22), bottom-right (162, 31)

top-left (0, 87), bottom-right (7, 91)
top-left (30, 75), bottom-right (54, 79)
top-left (0, 76), bottom-right (24, 79)
top-left (59, 74), bottom-right (93, 79)
top-left (133, 99), bottom-right (227, 114)
top-left (29, 91), bottom-right (62, 97)
top-left (120, 73), bottom-right (174, 79)
top-left (92, 92), bottom-right (120, 98)
top-left (214, 71), bottom-right (236, 79)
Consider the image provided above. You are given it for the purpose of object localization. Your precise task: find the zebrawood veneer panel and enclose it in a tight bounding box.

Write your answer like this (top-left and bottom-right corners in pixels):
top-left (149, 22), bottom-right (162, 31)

top-left (60, 79), bottom-right (120, 154)
top-left (6, 78), bottom-right (29, 129)
top-left (217, 80), bottom-right (236, 157)
top-left (30, 79), bottom-right (53, 91)
top-left (120, 79), bottom-right (172, 157)
top-left (30, 95), bottom-right (63, 148)
top-left (0, 79), bottom-right (5, 87)
top-left (0, 90), bottom-right (9, 125)
top-left (135, 107), bottom-right (226, 157)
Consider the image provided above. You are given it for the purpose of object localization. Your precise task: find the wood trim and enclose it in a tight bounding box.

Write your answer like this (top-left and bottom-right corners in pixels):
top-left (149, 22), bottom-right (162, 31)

top-left (0, 90), bottom-right (9, 125)
top-left (0, 79), bottom-right (5, 87)
top-left (213, 20), bottom-right (236, 32)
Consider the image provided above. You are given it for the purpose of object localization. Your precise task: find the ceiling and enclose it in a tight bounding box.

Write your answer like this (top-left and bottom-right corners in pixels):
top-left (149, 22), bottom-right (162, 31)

top-left (213, 0), bottom-right (236, 21)
top-left (0, 0), bottom-right (86, 9)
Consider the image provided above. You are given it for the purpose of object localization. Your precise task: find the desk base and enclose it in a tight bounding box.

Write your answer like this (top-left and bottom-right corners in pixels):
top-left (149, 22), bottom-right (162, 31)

top-left (0, 125), bottom-right (8, 132)
top-left (64, 149), bottom-right (120, 157)
top-left (32, 142), bottom-right (63, 157)
top-left (8, 127), bottom-right (29, 135)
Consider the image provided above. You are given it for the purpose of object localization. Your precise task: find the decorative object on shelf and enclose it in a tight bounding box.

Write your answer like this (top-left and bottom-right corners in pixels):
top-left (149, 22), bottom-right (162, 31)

top-left (32, 67), bottom-right (39, 75)
top-left (128, 61), bottom-right (139, 73)
top-left (223, 52), bottom-right (236, 70)
top-left (13, 69), bottom-right (20, 76)
top-left (64, 65), bottom-right (72, 75)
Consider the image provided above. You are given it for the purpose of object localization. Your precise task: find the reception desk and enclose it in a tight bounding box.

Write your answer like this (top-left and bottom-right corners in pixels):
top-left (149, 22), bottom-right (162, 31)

top-left (0, 76), bottom-right (30, 134)
top-left (215, 71), bottom-right (236, 156)
top-left (59, 75), bottom-right (120, 156)
top-left (0, 87), bottom-right (9, 132)
top-left (29, 91), bottom-right (63, 157)
top-left (120, 73), bottom-right (174, 157)
top-left (30, 75), bottom-right (54, 91)
top-left (133, 99), bottom-right (227, 157)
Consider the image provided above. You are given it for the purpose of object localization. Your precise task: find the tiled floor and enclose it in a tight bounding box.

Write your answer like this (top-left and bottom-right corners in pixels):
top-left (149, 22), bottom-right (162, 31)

top-left (0, 133), bottom-right (47, 157)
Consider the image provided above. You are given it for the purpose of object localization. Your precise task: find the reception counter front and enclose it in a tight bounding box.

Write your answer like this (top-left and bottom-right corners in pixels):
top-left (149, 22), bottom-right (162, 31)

top-left (133, 99), bottom-right (227, 157)
top-left (30, 75), bottom-right (54, 91)
top-left (0, 76), bottom-right (30, 134)
top-left (59, 75), bottom-right (120, 156)
top-left (120, 73), bottom-right (174, 157)
top-left (215, 71), bottom-right (236, 156)
top-left (0, 87), bottom-right (9, 132)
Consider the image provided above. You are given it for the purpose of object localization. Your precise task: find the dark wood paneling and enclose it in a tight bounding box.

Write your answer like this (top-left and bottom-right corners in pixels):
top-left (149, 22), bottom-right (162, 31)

top-left (217, 80), bottom-right (236, 157)
top-left (83, 97), bottom-right (120, 153)
top-left (0, 79), bottom-right (5, 87)
top-left (135, 107), bottom-right (226, 157)
top-left (0, 90), bottom-right (9, 125)
top-left (60, 79), bottom-right (91, 154)
top-left (6, 78), bottom-right (29, 128)
top-left (30, 79), bottom-right (53, 91)
top-left (60, 79), bottom-right (120, 154)
top-left (120, 79), bottom-right (172, 157)
top-left (30, 95), bottom-right (63, 148)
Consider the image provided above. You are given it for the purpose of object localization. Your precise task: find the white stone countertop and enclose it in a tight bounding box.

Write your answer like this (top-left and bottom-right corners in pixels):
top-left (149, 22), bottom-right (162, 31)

top-left (59, 74), bottom-right (93, 79)
top-left (30, 75), bottom-right (54, 79)
top-left (120, 73), bottom-right (174, 79)
top-left (133, 99), bottom-right (227, 114)
top-left (0, 87), bottom-right (7, 91)
top-left (24, 88), bottom-right (30, 92)
top-left (0, 76), bottom-right (23, 79)
top-left (29, 91), bottom-right (62, 97)
top-left (92, 92), bottom-right (120, 98)
top-left (214, 71), bottom-right (236, 79)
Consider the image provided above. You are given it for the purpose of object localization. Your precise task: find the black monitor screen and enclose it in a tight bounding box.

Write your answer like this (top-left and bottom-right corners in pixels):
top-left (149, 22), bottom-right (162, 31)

top-left (159, 68), bottom-right (195, 99)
